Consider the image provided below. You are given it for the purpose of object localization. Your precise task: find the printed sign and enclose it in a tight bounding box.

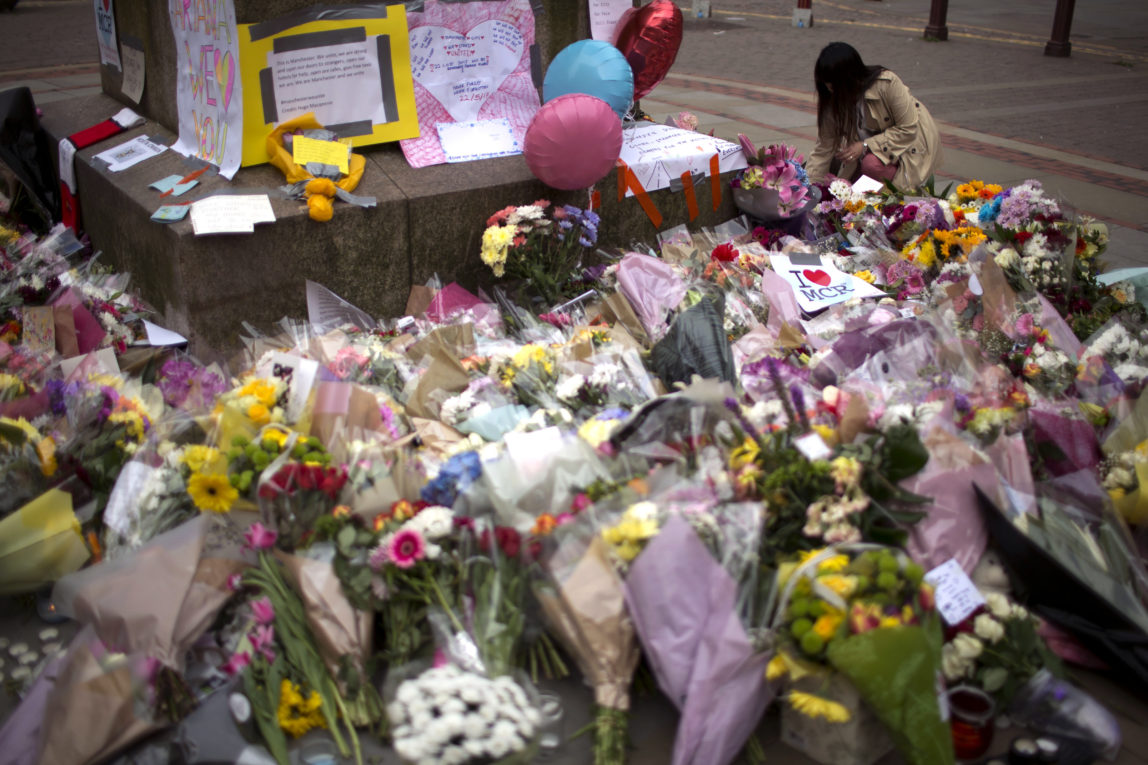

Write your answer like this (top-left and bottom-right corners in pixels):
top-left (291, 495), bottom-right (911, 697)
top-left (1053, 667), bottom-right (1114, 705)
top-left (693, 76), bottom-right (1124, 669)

top-left (767, 253), bottom-right (887, 314)
top-left (93, 135), bottom-right (167, 171)
top-left (94, 0), bottom-right (121, 70)
top-left (237, 6), bottom-right (418, 166)
top-left (170, 0), bottom-right (244, 178)
top-left (401, 0), bottom-right (540, 169)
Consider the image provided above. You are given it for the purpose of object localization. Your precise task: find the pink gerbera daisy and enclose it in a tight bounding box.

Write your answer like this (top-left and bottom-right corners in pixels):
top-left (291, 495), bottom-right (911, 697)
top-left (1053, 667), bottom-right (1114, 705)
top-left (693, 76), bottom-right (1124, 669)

top-left (387, 528), bottom-right (426, 569)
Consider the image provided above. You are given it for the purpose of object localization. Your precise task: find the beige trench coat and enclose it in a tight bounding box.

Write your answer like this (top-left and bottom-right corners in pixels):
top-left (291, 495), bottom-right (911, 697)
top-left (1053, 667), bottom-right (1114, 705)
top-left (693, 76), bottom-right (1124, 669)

top-left (806, 71), bottom-right (943, 189)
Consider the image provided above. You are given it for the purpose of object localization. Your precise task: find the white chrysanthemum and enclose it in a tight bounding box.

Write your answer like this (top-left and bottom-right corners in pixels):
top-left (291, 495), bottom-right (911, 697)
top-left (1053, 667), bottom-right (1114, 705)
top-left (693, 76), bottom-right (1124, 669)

top-left (555, 374), bottom-right (586, 402)
top-left (408, 506), bottom-right (454, 540)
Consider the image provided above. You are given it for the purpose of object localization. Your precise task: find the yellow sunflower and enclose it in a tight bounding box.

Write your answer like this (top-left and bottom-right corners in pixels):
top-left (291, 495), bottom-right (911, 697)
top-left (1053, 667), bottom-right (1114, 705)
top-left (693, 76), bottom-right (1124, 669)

top-left (187, 471), bottom-right (238, 513)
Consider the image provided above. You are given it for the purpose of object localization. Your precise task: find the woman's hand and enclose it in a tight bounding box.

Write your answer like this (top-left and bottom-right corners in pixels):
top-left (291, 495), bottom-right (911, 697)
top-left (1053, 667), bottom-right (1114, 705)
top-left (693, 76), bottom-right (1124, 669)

top-left (835, 140), bottom-right (866, 164)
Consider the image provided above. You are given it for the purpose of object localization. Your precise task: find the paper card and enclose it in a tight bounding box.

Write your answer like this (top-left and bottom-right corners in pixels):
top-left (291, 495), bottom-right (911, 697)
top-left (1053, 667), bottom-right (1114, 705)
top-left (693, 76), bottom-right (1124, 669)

top-left (152, 204), bottom-right (190, 222)
top-left (93, 0), bottom-right (121, 70)
top-left (60, 347), bottom-right (120, 380)
top-left (58, 139), bottom-right (77, 193)
top-left (94, 136), bottom-right (167, 172)
top-left (170, 180), bottom-right (198, 196)
top-left (141, 320), bottom-right (187, 347)
top-left (793, 432), bottom-right (832, 462)
top-left (617, 122), bottom-right (748, 195)
top-left (436, 118), bottom-right (520, 162)
top-left (590, 0), bottom-right (632, 40)
top-left (22, 306), bottom-right (56, 354)
top-left (120, 43), bottom-right (145, 104)
top-left (190, 200), bottom-right (253, 235)
top-left (924, 558), bottom-right (986, 626)
top-left (968, 272), bottom-right (983, 296)
top-left (111, 107), bottom-right (144, 129)
top-left (852, 174), bottom-right (885, 194)
top-left (291, 135), bottom-right (350, 174)
top-left (767, 253), bottom-right (888, 314)
top-left (256, 352), bottom-right (320, 423)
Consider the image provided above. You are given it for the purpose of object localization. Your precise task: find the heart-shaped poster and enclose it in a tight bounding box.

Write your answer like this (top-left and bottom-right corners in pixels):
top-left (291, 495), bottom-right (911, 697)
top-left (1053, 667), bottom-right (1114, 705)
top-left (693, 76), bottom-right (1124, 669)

top-left (802, 269), bottom-right (832, 286)
top-left (214, 49), bottom-right (235, 111)
top-left (409, 20), bottom-right (525, 123)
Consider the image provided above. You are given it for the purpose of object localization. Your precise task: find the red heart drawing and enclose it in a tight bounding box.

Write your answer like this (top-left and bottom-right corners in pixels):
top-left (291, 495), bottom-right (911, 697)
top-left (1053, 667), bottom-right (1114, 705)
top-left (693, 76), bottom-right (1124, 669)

top-left (803, 269), bottom-right (832, 286)
top-left (101, 0), bottom-right (110, 12)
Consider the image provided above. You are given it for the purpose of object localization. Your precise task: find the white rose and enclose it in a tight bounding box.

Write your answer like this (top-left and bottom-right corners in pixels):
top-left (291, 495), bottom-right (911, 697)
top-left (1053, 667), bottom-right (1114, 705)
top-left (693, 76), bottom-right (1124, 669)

top-left (941, 644), bottom-right (969, 681)
top-left (1010, 603), bottom-right (1030, 621)
top-left (974, 614), bottom-right (1006, 643)
top-left (953, 633), bottom-right (984, 660)
top-left (984, 592), bottom-right (1011, 619)
top-left (994, 247), bottom-right (1020, 269)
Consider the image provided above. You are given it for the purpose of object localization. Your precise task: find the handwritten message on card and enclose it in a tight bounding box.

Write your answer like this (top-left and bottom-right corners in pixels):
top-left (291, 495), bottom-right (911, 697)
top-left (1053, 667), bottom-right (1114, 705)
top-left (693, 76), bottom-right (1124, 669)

top-left (618, 122), bottom-right (747, 195)
top-left (169, 0), bottom-right (243, 178)
top-left (401, 0), bottom-right (539, 168)
top-left (292, 135), bottom-right (350, 173)
top-left (925, 558), bottom-right (987, 626)
top-left (590, 0), bottom-right (632, 41)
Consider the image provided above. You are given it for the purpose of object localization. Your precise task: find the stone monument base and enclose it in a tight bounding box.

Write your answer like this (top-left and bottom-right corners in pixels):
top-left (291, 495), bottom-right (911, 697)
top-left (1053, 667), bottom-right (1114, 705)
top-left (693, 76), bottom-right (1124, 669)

top-left (38, 93), bottom-right (740, 360)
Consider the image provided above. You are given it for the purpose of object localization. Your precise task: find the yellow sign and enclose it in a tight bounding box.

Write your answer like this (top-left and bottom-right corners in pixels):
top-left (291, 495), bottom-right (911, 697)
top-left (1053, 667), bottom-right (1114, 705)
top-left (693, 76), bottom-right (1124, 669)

top-left (292, 135), bottom-right (350, 174)
top-left (237, 6), bottom-right (420, 167)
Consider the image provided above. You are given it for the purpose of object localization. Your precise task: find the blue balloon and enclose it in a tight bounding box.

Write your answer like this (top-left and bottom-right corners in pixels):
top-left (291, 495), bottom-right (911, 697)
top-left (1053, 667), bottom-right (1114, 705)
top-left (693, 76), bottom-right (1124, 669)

top-left (543, 40), bottom-right (634, 120)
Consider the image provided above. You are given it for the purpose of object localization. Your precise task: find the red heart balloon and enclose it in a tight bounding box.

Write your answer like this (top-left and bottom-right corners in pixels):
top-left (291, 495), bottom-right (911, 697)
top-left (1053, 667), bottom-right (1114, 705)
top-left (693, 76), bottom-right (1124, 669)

top-left (803, 269), bottom-right (832, 286)
top-left (612, 0), bottom-right (683, 102)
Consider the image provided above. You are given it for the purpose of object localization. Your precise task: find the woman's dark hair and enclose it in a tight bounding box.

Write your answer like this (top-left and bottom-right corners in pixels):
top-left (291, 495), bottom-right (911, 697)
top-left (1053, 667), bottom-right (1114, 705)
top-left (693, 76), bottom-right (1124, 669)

top-left (814, 42), bottom-right (885, 147)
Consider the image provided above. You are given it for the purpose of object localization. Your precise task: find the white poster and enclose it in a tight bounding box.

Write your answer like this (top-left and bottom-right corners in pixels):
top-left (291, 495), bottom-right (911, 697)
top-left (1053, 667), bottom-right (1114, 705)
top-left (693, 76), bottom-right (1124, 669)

top-left (590, 0), bottom-right (632, 41)
top-left (618, 122), bottom-right (747, 196)
top-left (768, 253), bottom-right (887, 314)
top-left (169, 0), bottom-right (244, 179)
top-left (269, 40), bottom-right (388, 127)
top-left (94, 0), bottom-right (122, 70)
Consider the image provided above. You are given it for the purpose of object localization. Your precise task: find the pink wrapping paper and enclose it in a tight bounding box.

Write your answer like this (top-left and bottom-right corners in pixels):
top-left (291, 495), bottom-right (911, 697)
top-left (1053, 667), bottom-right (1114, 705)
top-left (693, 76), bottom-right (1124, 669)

top-left (616, 252), bottom-right (687, 342)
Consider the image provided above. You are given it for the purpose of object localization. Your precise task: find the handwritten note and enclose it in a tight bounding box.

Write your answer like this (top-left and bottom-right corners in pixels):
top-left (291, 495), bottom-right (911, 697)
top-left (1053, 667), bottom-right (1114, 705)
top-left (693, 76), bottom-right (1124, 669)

top-left (924, 558), bottom-right (987, 626)
top-left (292, 135), bottom-right (350, 174)
top-left (767, 253), bottom-right (888, 314)
top-left (618, 122), bottom-right (747, 195)
top-left (93, 135), bottom-right (167, 172)
top-left (590, 0), bottom-right (632, 41)
top-left (169, 0), bottom-right (243, 178)
top-left (152, 204), bottom-right (190, 222)
top-left (93, 0), bottom-right (121, 70)
top-left (409, 20), bottom-right (524, 124)
top-left (189, 194), bottom-right (275, 235)
top-left (436, 118), bottom-right (519, 162)
top-left (120, 42), bottom-right (146, 103)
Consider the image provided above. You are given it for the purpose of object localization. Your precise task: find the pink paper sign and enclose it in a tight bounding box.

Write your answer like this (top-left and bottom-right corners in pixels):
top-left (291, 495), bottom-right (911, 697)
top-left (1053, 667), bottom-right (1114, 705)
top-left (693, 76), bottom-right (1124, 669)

top-left (401, 0), bottom-right (540, 168)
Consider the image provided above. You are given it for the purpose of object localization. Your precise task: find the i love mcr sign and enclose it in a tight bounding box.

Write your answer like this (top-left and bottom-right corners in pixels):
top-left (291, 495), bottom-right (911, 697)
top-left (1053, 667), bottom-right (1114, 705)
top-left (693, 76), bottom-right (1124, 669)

top-left (768, 253), bottom-right (888, 314)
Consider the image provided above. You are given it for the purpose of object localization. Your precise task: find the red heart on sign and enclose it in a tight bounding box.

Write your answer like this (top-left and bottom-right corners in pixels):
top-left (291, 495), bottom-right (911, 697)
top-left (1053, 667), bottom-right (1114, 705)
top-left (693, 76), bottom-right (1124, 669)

top-left (102, 0), bottom-right (110, 11)
top-left (803, 269), bottom-right (832, 286)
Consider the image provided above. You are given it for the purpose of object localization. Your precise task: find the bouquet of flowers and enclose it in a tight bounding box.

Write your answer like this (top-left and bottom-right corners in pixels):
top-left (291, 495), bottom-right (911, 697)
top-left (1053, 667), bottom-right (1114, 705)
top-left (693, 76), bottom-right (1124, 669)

top-left (731, 140), bottom-right (814, 220)
top-left (768, 546), bottom-right (954, 765)
top-left (386, 663), bottom-right (542, 765)
top-left (480, 201), bottom-right (601, 308)
top-left (940, 591), bottom-right (1063, 707)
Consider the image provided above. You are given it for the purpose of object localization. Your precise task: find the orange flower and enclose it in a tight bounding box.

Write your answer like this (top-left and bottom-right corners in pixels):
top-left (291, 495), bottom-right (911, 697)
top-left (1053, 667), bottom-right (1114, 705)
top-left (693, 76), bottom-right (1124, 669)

top-left (531, 513), bottom-right (558, 536)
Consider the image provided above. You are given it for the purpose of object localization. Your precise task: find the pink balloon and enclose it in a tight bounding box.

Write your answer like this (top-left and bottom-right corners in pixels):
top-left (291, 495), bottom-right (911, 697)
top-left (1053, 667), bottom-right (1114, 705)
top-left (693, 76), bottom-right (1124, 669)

top-left (523, 94), bottom-right (623, 190)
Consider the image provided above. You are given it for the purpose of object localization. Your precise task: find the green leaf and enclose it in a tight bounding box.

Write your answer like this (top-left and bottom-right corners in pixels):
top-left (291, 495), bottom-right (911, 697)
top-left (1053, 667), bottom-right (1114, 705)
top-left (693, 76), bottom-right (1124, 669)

top-left (336, 524), bottom-right (356, 552)
top-left (882, 426), bottom-right (930, 482)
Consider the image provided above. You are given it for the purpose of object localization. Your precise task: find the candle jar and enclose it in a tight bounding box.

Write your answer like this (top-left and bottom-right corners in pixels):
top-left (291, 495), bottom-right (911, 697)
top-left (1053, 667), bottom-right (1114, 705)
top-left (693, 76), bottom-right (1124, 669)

top-left (947, 685), bottom-right (997, 759)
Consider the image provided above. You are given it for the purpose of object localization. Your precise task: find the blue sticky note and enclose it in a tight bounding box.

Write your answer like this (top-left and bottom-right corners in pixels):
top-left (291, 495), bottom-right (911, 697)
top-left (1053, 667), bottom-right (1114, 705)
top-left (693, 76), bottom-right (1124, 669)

top-left (170, 180), bottom-right (198, 196)
top-left (152, 204), bottom-right (189, 222)
top-left (149, 175), bottom-right (183, 193)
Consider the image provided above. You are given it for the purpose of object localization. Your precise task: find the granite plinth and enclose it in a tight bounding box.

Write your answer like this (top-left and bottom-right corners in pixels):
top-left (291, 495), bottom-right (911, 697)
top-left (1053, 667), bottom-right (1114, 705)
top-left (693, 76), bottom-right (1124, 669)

top-left (40, 92), bottom-right (740, 359)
